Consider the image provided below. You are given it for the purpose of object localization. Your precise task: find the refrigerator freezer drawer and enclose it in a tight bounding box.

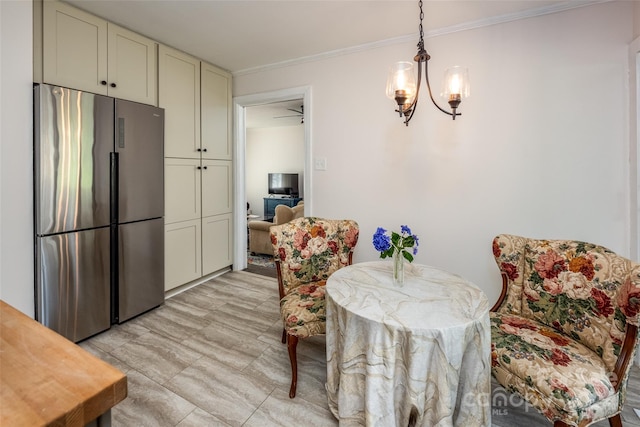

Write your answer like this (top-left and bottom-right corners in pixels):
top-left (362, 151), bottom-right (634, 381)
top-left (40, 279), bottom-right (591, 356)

top-left (36, 228), bottom-right (111, 342)
top-left (118, 218), bottom-right (164, 323)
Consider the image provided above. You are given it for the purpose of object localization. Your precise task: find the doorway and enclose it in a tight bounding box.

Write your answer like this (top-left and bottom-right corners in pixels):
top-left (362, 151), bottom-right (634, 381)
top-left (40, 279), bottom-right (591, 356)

top-left (232, 87), bottom-right (312, 271)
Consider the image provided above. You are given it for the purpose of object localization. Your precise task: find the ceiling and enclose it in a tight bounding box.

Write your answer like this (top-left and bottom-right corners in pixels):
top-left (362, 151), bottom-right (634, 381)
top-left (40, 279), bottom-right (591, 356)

top-left (65, 0), bottom-right (597, 74)
top-left (246, 99), bottom-right (304, 129)
top-left (64, 0), bottom-right (599, 127)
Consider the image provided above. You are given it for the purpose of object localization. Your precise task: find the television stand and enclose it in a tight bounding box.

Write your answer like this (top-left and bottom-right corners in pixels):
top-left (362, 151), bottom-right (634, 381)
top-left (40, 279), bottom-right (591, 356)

top-left (264, 197), bottom-right (303, 220)
top-left (267, 194), bottom-right (299, 199)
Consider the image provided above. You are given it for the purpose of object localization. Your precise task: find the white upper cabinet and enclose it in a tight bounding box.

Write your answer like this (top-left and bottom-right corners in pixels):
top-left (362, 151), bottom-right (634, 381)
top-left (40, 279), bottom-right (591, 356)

top-left (159, 45), bottom-right (201, 159)
top-left (43, 1), bottom-right (106, 93)
top-left (42, 1), bottom-right (157, 105)
top-left (201, 62), bottom-right (232, 160)
top-left (106, 24), bottom-right (157, 105)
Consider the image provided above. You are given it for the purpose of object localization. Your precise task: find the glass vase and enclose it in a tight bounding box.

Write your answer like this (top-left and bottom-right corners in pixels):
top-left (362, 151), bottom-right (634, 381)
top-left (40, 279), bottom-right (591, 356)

top-left (393, 252), bottom-right (405, 285)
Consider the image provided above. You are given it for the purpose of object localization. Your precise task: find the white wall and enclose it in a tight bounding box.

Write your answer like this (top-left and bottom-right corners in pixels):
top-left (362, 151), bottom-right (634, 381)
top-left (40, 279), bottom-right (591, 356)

top-left (233, 2), bottom-right (633, 305)
top-left (634, 1), bottom-right (640, 39)
top-left (0, 0), bottom-right (34, 316)
top-left (246, 125), bottom-right (305, 217)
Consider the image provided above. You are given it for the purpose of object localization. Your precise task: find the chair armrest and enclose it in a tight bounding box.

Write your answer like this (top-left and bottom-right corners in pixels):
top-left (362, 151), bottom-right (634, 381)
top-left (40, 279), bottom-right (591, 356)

top-left (612, 323), bottom-right (639, 391)
top-left (248, 220), bottom-right (273, 232)
top-left (490, 273), bottom-right (509, 312)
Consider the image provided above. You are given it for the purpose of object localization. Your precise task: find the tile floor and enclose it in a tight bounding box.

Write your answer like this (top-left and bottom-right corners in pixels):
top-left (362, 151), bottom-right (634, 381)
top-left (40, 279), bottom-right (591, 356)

top-left (80, 270), bottom-right (640, 427)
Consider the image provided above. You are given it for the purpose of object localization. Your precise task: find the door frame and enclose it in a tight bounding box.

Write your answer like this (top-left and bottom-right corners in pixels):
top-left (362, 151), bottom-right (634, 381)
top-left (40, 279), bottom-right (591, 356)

top-left (630, 36), bottom-right (640, 367)
top-left (232, 86), bottom-right (312, 270)
top-left (630, 37), bottom-right (640, 261)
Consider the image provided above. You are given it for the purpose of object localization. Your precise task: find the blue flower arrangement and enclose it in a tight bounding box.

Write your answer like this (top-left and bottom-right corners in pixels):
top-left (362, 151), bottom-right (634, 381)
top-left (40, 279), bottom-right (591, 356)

top-left (372, 225), bottom-right (419, 262)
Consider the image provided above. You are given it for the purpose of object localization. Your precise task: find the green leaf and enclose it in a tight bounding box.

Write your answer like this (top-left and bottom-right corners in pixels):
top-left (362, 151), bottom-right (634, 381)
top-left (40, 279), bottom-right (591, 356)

top-left (530, 271), bottom-right (544, 286)
top-left (403, 236), bottom-right (415, 248)
top-left (614, 308), bottom-right (626, 332)
top-left (595, 346), bottom-right (603, 357)
top-left (612, 341), bottom-right (621, 356)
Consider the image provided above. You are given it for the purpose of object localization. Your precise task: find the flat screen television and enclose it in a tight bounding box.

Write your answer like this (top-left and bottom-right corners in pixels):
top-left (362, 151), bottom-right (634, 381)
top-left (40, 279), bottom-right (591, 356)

top-left (268, 173), bottom-right (299, 197)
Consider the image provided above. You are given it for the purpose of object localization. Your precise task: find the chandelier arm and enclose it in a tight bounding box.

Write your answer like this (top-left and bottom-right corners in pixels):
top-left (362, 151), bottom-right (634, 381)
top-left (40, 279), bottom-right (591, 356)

top-left (404, 101), bottom-right (417, 126)
top-left (403, 57), bottom-right (424, 125)
top-left (423, 58), bottom-right (458, 118)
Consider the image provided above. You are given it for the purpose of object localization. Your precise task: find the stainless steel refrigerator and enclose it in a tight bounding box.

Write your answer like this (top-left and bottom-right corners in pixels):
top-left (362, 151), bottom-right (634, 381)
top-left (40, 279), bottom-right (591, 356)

top-left (34, 84), bottom-right (165, 342)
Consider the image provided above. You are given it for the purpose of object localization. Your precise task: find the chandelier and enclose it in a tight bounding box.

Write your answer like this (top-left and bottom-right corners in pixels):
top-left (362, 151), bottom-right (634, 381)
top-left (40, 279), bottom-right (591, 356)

top-left (386, 0), bottom-right (470, 126)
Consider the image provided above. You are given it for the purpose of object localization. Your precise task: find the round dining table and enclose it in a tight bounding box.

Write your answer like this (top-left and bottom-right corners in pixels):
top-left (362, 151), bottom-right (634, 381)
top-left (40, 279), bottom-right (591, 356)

top-left (325, 261), bottom-right (491, 427)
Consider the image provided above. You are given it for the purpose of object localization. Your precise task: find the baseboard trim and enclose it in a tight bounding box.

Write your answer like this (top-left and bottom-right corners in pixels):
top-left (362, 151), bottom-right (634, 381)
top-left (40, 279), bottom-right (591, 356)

top-left (164, 267), bottom-right (232, 299)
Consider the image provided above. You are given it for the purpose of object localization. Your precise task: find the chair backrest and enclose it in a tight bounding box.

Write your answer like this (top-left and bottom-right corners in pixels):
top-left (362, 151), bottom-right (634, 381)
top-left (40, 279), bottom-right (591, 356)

top-left (270, 217), bottom-right (359, 297)
top-left (273, 202), bottom-right (304, 225)
top-left (492, 234), bottom-right (640, 372)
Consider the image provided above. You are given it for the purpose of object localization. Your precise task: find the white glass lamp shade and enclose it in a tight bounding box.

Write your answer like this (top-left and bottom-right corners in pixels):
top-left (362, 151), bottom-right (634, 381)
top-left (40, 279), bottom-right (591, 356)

top-left (386, 61), bottom-right (417, 105)
top-left (441, 66), bottom-right (470, 101)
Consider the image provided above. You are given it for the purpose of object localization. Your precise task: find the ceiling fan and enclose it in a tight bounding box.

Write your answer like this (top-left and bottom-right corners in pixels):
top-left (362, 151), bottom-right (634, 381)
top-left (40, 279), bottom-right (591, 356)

top-left (274, 105), bottom-right (304, 124)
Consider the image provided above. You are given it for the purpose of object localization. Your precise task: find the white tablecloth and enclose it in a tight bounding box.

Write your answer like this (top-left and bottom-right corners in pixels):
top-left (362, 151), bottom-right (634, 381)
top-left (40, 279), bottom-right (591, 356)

top-left (325, 261), bottom-right (491, 427)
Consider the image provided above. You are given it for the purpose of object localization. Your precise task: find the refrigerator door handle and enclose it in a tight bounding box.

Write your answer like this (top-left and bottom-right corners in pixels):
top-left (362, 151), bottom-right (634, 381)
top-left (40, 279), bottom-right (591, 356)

top-left (110, 152), bottom-right (119, 225)
top-left (117, 117), bottom-right (125, 148)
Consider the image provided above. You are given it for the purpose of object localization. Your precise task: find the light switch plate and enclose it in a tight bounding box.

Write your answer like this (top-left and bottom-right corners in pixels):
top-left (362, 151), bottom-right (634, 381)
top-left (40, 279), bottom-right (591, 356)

top-left (314, 157), bottom-right (327, 170)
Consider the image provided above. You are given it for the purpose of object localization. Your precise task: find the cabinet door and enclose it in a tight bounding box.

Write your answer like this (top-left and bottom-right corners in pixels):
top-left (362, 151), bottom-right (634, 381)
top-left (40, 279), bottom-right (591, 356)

top-left (202, 213), bottom-right (233, 275)
top-left (264, 198), bottom-right (277, 219)
top-left (201, 160), bottom-right (232, 218)
top-left (165, 158), bottom-right (201, 224)
top-left (201, 62), bottom-right (232, 160)
top-left (43, 0), bottom-right (108, 94)
top-left (159, 45), bottom-right (200, 159)
top-left (108, 23), bottom-right (157, 105)
top-left (165, 219), bottom-right (201, 291)
top-left (264, 198), bottom-right (288, 218)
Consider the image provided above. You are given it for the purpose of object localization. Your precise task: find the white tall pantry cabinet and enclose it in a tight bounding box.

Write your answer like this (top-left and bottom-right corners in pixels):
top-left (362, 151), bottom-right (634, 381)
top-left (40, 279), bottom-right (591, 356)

top-left (160, 45), bottom-right (233, 291)
top-left (36, 0), bottom-right (234, 294)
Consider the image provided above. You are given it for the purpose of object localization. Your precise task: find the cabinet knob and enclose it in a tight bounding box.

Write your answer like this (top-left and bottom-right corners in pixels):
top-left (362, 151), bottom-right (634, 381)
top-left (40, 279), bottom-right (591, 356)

top-left (196, 148), bottom-right (202, 152)
top-left (197, 166), bottom-right (202, 170)
top-left (110, 83), bottom-right (117, 88)
top-left (100, 80), bottom-right (107, 85)
top-left (202, 148), bottom-right (208, 152)
top-left (203, 166), bottom-right (208, 170)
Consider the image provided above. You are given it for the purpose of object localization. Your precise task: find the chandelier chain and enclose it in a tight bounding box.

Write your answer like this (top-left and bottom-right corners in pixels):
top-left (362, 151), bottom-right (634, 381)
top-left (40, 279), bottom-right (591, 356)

top-left (417, 0), bottom-right (425, 52)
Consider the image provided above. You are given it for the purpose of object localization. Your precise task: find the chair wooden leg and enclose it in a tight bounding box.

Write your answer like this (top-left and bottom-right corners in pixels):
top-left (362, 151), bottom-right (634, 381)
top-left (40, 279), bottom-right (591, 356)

top-left (608, 414), bottom-right (622, 427)
top-left (281, 328), bottom-right (286, 344)
top-left (287, 334), bottom-right (299, 398)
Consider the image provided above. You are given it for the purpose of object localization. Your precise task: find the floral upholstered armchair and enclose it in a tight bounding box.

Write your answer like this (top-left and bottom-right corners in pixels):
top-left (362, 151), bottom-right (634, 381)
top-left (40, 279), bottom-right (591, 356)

top-left (490, 234), bottom-right (640, 427)
top-left (270, 217), bottom-right (359, 398)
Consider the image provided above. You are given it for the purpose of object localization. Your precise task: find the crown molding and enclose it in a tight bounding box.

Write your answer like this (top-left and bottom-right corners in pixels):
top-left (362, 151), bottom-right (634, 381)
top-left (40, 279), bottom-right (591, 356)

top-left (233, 0), bottom-right (611, 77)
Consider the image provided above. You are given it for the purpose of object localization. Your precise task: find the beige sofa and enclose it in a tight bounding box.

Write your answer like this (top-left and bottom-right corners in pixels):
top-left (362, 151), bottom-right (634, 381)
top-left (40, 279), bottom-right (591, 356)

top-left (248, 201), bottom-right (304, 255)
